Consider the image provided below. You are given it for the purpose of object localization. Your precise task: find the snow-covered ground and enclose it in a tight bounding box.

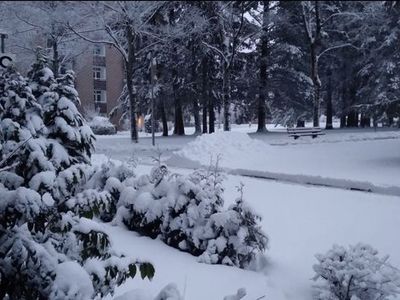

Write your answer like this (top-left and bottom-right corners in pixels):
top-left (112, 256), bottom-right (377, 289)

top-left (172, 130), bottom-right (400, 194)
top-left (101, 164), bottom-right (400, 300)
top-left (93, 126), bottom-right (400, 299)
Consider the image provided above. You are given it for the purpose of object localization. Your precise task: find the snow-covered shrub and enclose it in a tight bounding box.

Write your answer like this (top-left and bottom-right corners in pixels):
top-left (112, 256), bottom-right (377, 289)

top-left (119, 164), bottom-right (267, 268)
top-left (162, 167), bottom-right (225, 254)
top-left (199, 184), bottom-right (268, 268)
top-left (312, 243), bottom-right (400, 300)
top-left (89, 116), bottom-right (117, 135)
top-left (73, 160), bottom-right (135, 222)
top-left (0, 57), bottom-right (154, 299)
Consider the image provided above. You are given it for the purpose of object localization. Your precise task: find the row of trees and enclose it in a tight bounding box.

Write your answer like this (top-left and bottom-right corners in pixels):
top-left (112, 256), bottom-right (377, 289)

top-left (2, 1), bottom-right (400, 142)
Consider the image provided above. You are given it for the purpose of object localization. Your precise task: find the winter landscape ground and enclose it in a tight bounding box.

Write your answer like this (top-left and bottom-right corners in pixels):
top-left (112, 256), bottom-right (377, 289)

top-left (94, 125), bottom-right (400, 300)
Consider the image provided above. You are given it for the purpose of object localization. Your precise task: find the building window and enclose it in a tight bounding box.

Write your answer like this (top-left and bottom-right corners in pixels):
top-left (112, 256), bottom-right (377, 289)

top-left (94, 90), bottom-right (107, 103)
top-left (93, 66), bottom-right (106, 80)
top-left (93, 45), bottom-right (105, 57)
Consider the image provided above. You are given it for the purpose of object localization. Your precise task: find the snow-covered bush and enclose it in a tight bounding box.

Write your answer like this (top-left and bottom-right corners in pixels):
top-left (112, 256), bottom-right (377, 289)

top-left (89, 115), bottom-right (117, 135)
top-left (0, 55), bottom-right (153, 299)
top-left (312, 243), bottom-right (400, 300)
top-left (119, 164), bottom-right (268, 268)
top-left (199, 184), bottom-right (268, 268)
top-left (68, 160), bottom-right (135, 222)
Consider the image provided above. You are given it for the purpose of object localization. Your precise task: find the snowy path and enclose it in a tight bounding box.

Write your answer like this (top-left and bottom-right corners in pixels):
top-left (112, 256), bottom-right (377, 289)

top-left (105, 164), bottom-right (400, 300)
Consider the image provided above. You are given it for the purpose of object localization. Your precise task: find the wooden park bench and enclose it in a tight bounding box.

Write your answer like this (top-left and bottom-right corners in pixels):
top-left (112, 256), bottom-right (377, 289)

top-left (287, 127), bottom-right (325, 139)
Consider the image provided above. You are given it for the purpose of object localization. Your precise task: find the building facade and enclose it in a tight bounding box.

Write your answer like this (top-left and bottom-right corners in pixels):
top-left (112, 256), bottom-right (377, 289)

top-left (74, 44), bottom-right (125, 128)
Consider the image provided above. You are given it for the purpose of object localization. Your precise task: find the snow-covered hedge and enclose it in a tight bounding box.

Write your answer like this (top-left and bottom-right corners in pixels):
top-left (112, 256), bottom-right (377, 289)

top-left (113, 164), bottom-right (268, 268)
top-left (89, 116), bottom-right (117, 135)
top-left (312, 243), bottom-right (400, 300)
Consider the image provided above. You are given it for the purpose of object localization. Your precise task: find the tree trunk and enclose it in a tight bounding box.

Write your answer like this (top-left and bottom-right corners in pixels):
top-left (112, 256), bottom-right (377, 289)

top-left (52, 39), bottom-right (59, 78)
top-left (223, 67), bottom-right (230, 131)
top-left (193, 97), bottom-right (201, 135)
top-left (340, 83), bottom-right (346, 128)
top-left (159, 90), bottom-right (168, 136)
top-left (311, 42), bottom-right (321, 127)
top-left (347, 111), bottom-right (358, 127)
top-left (346, 84), bottom-right (358, 127)
top-left (209, 94), bottom-right (215, 133)
top-left (201, 57), bottom-right (208, 134)
top-left (191, 51), bottom-right (201, 135)
top-left (202, 103), bottom-right (208, 134)
top-left (257, 0), bottom-right (269, 133)
top-left (360, 114), bottom-right (370, 128)
top-left (126, 25), bottom-right (138, 142)
top-left (309, 1), bottom-right (321, 128)
top-left (173, 93), bottom-right (185, 135)
top-left (325, 72), bottom-right (333, 130)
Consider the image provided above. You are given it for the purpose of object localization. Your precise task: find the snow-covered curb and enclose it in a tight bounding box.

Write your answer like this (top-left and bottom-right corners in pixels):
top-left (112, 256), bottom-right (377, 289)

top-left (166, 155), bottom-right (400, 197)
top-left (228, 168), bottom-right (400, 197)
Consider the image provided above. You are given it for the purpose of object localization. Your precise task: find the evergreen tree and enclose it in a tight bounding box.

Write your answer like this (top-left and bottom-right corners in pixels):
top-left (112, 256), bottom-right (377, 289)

top-left (0, 63), bottom-right (154, 299)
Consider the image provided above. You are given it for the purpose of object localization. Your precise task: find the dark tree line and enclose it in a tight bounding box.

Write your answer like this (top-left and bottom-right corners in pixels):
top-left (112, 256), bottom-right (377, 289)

top-left (3, 1), bottom-right (400, 141)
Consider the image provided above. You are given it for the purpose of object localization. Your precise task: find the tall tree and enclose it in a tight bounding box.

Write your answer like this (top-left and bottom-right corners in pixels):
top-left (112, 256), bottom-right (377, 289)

top-left (301, 1), bottom-right (362, 127)
top-left (70, 1), bottom-right (166, 143)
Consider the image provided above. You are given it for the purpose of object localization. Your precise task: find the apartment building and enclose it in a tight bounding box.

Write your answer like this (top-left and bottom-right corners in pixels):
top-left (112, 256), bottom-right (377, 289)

top-left (74, 44), bottom-right (125, 127)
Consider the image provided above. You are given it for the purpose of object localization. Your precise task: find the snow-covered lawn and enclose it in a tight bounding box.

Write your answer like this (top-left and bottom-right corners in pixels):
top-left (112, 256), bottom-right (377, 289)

top-left (102, 164), bottom-right (400, 300)
top-left (93, 128), bottom-right (400, 299)
top-left (172, 130), bottom-right (400, 193)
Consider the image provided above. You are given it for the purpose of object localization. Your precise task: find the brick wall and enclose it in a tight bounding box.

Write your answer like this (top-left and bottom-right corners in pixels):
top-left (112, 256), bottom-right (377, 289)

top-left (74, 45), bottom-right (125, 129)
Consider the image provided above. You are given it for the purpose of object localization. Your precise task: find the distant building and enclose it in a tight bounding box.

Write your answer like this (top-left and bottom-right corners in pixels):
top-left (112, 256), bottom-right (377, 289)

top-left (74, 44), bottom-right (125, 128)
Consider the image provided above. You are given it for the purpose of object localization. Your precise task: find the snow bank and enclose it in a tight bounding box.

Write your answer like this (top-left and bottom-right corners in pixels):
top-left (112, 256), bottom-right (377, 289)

top-left (170, 132), bottom-right (400, 194)
top-left (114, 283), bottom-right (182, 300)
top-left (174, 132), bottom-right (269, 166)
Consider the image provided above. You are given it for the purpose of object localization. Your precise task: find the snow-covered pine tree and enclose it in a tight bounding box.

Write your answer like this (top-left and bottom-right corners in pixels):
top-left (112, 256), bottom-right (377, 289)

top-left (198, 183), bottom-right (268, 268)
top-left (27, 47), bottom-right (55, 99)
top-left (0, 66), bottom-right (47, 186)
top-left (163, 166), bottom-right (225, 253)
top-left (45, 69), bottom-right (95, 166)
top-left (0, 64), bottom-right (154, 299)
top-left (312, 243), bottom-right (400, 300)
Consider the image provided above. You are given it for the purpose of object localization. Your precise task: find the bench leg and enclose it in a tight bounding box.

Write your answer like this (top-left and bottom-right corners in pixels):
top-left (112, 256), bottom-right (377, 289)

top-left (294, 136), bottom-right (299, 140)
top-left (312, 135), bottom-right (317, 138)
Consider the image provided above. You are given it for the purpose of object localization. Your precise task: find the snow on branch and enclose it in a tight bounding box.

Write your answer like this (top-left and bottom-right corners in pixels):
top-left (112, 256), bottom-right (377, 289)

top-left (301, 2), bottom-right (314, 42)
top-left (317, 43), bottom-right (359, 60)
top-left (202, 41), bottom-right (229, 64)
top-left (67, 23), bottom-right (128, 62)
top-left (321, 11), bottom-right (362, 27)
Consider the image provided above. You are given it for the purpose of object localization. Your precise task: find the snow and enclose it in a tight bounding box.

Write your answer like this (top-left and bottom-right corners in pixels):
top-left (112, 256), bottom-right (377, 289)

top-left (89, 116), bottom-right (115, 128)
top-left (99, 164), bottom-right (400, 300)
top-left (114, 283), bottom-right (182, 300)
top-left (171, 130), bottom-right (400, 193)
top-left (51, 261), bottom-right (94, 300)
top-left (114, 289), bottom-right (153, 300)
top-left (87, 127), bottom-right (400, 299)
top-left (175, 131), bottom-right (267, 166)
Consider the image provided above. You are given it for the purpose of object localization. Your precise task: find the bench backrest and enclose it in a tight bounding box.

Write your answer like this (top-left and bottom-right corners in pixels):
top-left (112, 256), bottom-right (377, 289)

top-left (287, 127), bottom-right (322, 133)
